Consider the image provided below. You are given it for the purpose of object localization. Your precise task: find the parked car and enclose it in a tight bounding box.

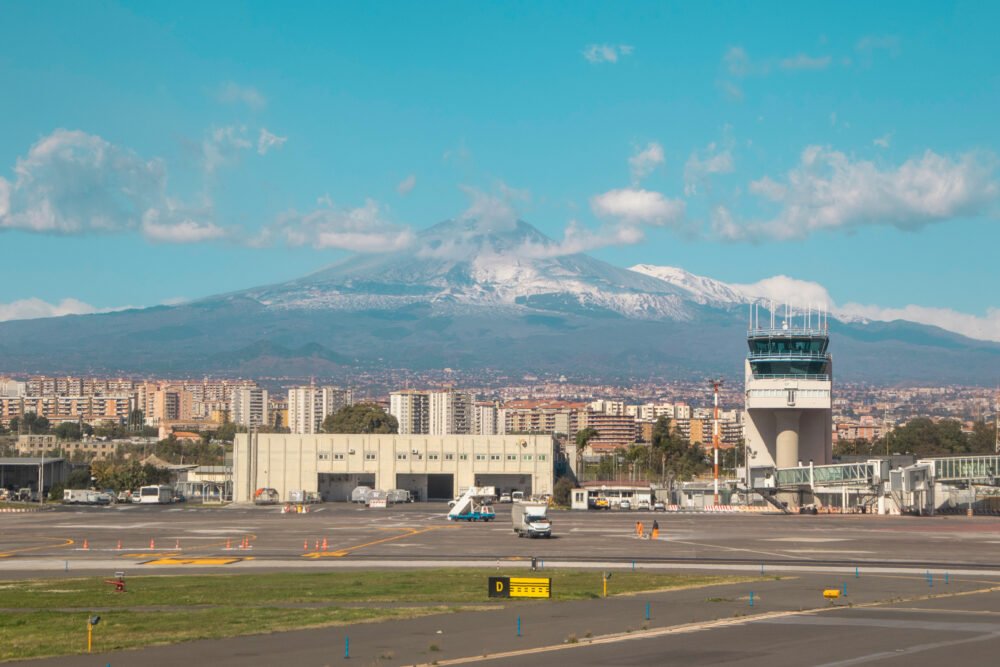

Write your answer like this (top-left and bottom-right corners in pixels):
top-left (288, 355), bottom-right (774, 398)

top-left (619, 499), bottom-right (632, 510)
top-left (499, 493), bottom-right (512, 503)
top-left (653, 501), bottom-right (666, 511)
top-left (637, 499), bottom-right (650, 510)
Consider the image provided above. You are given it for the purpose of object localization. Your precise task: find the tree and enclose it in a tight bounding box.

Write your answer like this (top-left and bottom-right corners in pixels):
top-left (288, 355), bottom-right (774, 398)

top-left (18, 412), bottom-right (50, 434)
top-left (575, 427), bottom-right (599, 449)
top-left (322, 404), bottom-right (398, 434)
top-left (214, 422), bottom-right (245, 443)
top-left (54, 422), bottom-right (83, 441)
top-left (650, 416), bottom-right (707, 481)
top-left (553, 475), bottom-right (575, 506)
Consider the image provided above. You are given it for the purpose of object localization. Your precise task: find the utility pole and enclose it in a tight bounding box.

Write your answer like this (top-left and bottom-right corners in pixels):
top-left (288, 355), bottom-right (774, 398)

top-left (711, 379), bottom-right (723, 505)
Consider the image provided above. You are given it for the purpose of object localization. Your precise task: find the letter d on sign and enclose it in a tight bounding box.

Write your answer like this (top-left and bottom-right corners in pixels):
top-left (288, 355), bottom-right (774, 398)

top-left (488, 576), bottom-right (510, 598)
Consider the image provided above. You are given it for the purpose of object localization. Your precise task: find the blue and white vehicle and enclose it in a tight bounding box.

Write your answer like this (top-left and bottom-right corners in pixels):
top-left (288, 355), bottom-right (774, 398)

top-left (447, 486), bottom-right (496, 522)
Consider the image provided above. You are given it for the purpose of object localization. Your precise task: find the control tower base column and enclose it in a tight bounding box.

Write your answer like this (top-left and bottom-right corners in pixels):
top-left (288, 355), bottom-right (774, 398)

top-left (775, 410), bottom-right (801, 469)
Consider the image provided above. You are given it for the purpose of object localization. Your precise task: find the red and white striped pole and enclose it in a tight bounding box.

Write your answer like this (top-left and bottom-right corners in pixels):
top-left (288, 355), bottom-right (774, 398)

top-left (712, 379), bottom-right (723, 505)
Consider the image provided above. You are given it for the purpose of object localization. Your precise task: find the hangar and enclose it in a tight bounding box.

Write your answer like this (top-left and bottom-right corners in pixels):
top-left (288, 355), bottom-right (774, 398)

top-left (233, 433), bottom-right (555, 503)
top-left (0, 457), bottom-right (69, 500)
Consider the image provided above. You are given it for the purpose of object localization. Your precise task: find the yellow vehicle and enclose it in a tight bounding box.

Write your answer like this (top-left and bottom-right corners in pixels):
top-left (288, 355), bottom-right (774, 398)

top-left (592, 497), bottom-right (610, 510)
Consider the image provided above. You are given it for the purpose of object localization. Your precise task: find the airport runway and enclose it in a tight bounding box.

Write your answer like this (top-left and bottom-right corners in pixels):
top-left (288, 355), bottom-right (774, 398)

top-left (7, 503), bottom-right (1000, 666)
top-left (3, 502), bottom-right (1000, 575)
top-left (21, 568), bottom-right (1000, 667)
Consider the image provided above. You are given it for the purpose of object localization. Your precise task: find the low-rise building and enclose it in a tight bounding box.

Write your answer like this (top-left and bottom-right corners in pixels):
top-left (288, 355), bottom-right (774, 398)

top-left (233, 433), bottom-right (554, 503)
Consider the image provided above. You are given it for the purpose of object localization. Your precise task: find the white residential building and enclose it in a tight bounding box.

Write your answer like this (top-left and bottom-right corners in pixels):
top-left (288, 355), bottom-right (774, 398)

top-left (389, 390), bottom-right (430, 435)
top-left (288, 386), bottom-right (354, 434)
top-left (231, 387), bottom-right (269, 428)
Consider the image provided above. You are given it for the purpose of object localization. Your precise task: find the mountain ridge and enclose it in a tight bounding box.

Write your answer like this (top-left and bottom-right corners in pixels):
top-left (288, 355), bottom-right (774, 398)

top-left (0, 219), bottom-right (997, 383)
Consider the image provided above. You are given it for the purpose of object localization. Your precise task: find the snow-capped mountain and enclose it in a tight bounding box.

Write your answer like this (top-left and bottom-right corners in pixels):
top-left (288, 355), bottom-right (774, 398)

top-left (629, 264), bottom-right (752, 306)
top-left (236, 219), bottom-right (697, 321)
top-left (0, 219), bottom-right (996, 383)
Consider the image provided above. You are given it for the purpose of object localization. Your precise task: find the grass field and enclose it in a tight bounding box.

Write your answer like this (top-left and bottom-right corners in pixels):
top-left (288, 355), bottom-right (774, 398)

top-left (0, 569), bottom-right (760, 661)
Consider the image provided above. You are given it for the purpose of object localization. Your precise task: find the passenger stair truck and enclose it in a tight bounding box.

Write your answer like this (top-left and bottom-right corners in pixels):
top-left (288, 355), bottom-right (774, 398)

top-left (447, 486), bottom-right (496, 522)
top-left (512, 502), bottom-right (552, 538)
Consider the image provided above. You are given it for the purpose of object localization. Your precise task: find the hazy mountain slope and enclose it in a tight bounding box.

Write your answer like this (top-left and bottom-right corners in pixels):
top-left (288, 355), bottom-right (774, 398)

top-left (0, 220), bottom-right (997, 383)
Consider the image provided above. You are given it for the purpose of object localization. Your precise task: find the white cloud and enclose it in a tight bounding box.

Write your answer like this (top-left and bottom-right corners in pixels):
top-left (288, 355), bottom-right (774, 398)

top-left (719, 80), bottom-right (744, 102)
top-left (731, 273), bottom-right (1000, 343)
top-left (215, 82), bottom-right (267, 110)
top-left (276, 198), bottom-right (415, 252)
top-left (202, 126), bottom-right (252, 173)
top-left (257, 128), bottom-right (287, 155)
top-left (628, 142), bottom-right (665, 183)
top-left (591, 188), bottom-right (685, 227)
top-left (583, 44), bottom-right (634, 64)
top-left (718, 146), bottom-right (999, 241)
top-left (874, 132), bottom-right (893, 148)
top-left (0, 129), bottom-right (166, 234)
top-left (724, 46), bottom-right (753, 76)
top-left (141, 209), bottom-right (227, 244)
top-left (397, 174), bottom-right (417, 195)
top-left (732, 275), bottom-right (834, 309)
top-left (516, 219), bottom-right (645, 259)
top-left (856, 35), bottom-right (901, 57)
top-left (684, 142), bottom-right (734, 196)
top-left (780, 53), bottom-right (832, 71)
top-left (838, 302), bottom-right (1000, 343)
top-left (0, 297), bottom-right (119, 322)
top-left (458, 185), bottom-right (522, 232)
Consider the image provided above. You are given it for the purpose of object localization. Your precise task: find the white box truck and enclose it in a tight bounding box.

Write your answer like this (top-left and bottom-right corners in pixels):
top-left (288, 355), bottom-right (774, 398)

top-left (512, 502), bottom-right (552, 538)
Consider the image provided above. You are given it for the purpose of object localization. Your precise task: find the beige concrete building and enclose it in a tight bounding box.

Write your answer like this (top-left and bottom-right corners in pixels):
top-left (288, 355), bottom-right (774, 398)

top-left (233, 433), bottom-right (554, 503)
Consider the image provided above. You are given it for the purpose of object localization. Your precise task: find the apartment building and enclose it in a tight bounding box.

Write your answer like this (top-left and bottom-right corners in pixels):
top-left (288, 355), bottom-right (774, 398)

top-left (288, 386), bottom-right (354, 434)
top-left (231, 387), bottom-right (269, 428)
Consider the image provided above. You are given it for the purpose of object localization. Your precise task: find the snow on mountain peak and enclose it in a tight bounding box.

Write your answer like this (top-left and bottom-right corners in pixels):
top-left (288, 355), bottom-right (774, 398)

top-left (629, 264), bottom-right (751, 305)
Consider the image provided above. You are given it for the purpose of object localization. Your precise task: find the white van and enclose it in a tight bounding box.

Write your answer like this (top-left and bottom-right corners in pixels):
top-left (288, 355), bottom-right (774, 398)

top-left (139, 485), bottom-right (173, 504)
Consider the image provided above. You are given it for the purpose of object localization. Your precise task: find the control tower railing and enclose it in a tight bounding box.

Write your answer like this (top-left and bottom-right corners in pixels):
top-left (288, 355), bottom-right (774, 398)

top-left (747, 327), bottom-right (828, 338)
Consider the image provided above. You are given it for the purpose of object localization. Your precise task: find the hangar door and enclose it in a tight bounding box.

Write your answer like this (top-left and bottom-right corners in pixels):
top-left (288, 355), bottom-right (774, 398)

top-left (426, 474), bottom-right (454, 500)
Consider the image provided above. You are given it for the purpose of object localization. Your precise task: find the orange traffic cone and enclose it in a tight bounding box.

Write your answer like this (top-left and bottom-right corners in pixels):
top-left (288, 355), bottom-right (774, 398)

top-left (322, 537), bottom-right (328, 552)
top-left (315, 539), bottom-right (319, 550)
top-left (82, 539), bottom-right (89, 551)
top-left (116, 540), bottom-right (122, 551)
top-left (175, 539), bottom-right (180, 550)
top-left (149, 538), bottom-right (155, 550)
top-left (226, 538), bottom-right (231, 550)
top-left (303, 539), bottom-right (308, 551)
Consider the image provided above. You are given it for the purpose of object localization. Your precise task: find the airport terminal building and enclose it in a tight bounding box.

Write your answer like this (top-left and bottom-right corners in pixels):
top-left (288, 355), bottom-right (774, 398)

top-left (233, 433), bottom-right (555, 503)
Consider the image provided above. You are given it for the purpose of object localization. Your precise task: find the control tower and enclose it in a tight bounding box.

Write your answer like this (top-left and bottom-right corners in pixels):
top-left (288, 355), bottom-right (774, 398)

top-left (744, 304), bottom-right (833, 481)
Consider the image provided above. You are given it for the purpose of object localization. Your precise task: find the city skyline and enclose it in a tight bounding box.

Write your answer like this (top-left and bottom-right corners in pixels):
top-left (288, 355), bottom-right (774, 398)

top-left (1, 2), bottom-right (999, 344)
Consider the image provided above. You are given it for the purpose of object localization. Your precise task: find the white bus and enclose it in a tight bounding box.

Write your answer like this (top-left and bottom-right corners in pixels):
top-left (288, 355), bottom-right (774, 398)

top-left (139, 485), bottom-right (173, 504)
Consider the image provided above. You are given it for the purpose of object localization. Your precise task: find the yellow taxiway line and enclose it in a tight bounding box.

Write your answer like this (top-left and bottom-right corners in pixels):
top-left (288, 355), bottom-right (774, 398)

top-left (0, 538), bottom-right (74, 558)
top-left (303, 526), bottom-right (449, 558)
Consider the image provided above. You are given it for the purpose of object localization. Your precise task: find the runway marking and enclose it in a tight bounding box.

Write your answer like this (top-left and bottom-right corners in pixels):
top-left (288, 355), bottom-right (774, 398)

top-left (419, 583), bottom-right (1000, 666)
top-left (766, 537), bottom-right (848, 543)
top-left (302, 526), bottom-right (451, 558)
top-left (0, 538), bottom-right (74, 558)
top-left (666, 538), bottom-right (813, 561)
top-left (142, 557), bottom-right (252, 566)
top-left (810, 633), bottom-right (1000, 667)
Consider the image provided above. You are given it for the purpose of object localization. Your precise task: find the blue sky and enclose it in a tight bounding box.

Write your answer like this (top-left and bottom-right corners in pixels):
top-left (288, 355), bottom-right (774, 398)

top-left (1, 1), bottom-right (998, 340)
